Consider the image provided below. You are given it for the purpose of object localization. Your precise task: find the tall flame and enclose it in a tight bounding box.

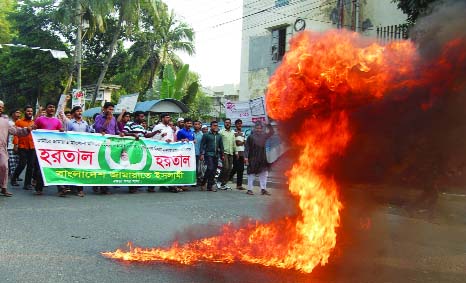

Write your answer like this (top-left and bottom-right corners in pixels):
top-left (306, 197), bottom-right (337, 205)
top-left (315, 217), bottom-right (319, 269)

top-left (102, 30), bottom-right (417, 273)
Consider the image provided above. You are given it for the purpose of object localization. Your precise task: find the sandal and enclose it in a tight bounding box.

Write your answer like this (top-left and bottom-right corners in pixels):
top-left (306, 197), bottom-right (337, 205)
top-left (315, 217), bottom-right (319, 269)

top-left (1, 190), bottom-right (13, 197)
top-left (246, 190), bottom-right (254, 195)
top-left (236, 186), bottom-right (246, 190)
top-left (261, 189), bottom-right (271, 196)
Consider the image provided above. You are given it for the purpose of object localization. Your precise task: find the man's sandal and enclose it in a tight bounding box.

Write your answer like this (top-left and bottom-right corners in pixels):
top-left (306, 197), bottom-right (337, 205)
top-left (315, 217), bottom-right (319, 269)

top-left (1, 190), bottom-right (13, 197)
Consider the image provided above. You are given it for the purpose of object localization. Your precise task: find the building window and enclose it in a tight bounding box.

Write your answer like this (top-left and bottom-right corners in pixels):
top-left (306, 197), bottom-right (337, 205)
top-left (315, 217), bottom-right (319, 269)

top-left (271, 27), bottom-right (287, 62)
top-left (275, 0), bottom-right (289, 8)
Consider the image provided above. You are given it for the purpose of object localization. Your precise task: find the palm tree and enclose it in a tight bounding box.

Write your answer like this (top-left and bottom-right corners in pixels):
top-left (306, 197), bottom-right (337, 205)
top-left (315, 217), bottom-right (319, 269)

top-left (55, 0), bottom-right (113, 94)
top-left (91, 0), bottom-right (160, 106)
top-left (128, 5), bottom-right (195, 93)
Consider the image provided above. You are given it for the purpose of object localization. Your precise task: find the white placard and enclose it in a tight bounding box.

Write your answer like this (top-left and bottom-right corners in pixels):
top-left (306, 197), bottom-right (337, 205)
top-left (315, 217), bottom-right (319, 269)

top-left (115, 93), bottom-right (139, 113)
top-left (72, 89), bottom-right (86, 111)
top-left (224, 96), bottom-right (268, 125)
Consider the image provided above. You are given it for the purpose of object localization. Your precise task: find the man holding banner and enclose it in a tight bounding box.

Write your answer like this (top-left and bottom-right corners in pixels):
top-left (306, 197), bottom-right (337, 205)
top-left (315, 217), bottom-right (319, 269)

top-left (123, 111), bottom-right (159, 193)
top-left (94, 102), bottom-right (120, 136)
top-left (59, 105), bottom-right (91, 197)
top-left (30, 131), bottom-right (197, 188)
top-left (0, 100), bottom-right (33, 197)
top-left (34, 102), bottom-right (64, 196)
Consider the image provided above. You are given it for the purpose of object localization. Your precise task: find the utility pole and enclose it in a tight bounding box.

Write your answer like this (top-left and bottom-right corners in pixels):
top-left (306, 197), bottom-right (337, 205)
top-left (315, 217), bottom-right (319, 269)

top-left (354, 0), bottom-right (360, 32)
top-left (76, 0), bottom-right (82, 90)
top-left (337, 0), bottom-right (344, 29)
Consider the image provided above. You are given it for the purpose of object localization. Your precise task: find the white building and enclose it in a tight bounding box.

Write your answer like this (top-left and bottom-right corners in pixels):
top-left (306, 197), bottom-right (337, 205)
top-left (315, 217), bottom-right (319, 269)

top-left (202, 84), bottom-right (240, 118)
top-left (239, 0), bottom-right (407, 101)
top-left (81, 84), bottom-right (121, 106)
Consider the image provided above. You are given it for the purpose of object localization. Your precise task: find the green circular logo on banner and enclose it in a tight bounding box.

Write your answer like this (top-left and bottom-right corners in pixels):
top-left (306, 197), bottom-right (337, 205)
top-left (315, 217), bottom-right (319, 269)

top-left (98, 137), bottom-right (152, 171)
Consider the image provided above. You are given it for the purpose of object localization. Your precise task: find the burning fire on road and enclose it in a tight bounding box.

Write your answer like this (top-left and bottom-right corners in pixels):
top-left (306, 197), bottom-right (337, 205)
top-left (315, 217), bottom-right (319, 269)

top-left (102, 2), bottom-right (466, 274)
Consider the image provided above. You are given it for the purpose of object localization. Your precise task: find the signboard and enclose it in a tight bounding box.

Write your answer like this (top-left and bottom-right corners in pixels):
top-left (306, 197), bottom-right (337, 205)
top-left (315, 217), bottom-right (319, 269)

top-left (224, 96), bottom-right (268, 126)
top-left (31, 130), bottom-right (196, 186)
top-left (114, 93), bottom-right (139, 113)
top-left (72, 89), bottom-right (86, 111)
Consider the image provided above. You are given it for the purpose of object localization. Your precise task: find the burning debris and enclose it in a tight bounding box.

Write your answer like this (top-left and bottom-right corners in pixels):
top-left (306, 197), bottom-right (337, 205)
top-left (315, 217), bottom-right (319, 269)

top-left (102, 1), bottom-right (465, 273)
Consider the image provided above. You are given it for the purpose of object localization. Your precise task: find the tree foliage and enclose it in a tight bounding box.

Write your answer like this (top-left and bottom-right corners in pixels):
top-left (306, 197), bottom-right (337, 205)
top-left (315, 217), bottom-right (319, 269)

top-left (0, 0), bottom-right (214, 119)
top-left (392, 0), bottom-right (442, 24)
top-left (0, 0), bottom-right (70, 110)
top-left (0, 0), bottom-right (16, 42)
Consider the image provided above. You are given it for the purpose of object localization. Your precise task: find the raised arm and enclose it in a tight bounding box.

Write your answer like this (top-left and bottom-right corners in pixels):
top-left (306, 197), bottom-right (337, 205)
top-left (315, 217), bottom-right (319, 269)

top-left (117, 109), bottom-right (126, 122)
top-left (34, 106), bottom-right (43, 120)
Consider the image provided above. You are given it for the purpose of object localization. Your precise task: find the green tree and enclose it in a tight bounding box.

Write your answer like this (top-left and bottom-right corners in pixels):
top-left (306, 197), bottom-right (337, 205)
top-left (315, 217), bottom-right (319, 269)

top-left (159, 64), bottom-right (189, 100)
top-left (187, 90), bottom-right (213, 121)
top-left (128, 5), bottom-right (195, 93)
top-left (0, 0), bottom-right (16, 42)
top-left (392, 0), bottom-right (441, 25)
top-left (91, 0), bottom-right (160, 106)
top-left (54, 0), bottom-right (114, 94)
top-left (0, 1), bottom-right (70, 109)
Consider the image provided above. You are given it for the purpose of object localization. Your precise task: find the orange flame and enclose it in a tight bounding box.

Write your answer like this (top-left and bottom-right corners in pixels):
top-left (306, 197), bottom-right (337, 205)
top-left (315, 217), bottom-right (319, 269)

top-left (102, 30), bottom-right (417, 273)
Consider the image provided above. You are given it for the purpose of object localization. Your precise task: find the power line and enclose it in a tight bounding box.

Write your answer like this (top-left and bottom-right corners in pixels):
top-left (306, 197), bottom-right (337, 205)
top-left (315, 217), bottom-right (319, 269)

top-left (195, 0), bottom-right (331, 33)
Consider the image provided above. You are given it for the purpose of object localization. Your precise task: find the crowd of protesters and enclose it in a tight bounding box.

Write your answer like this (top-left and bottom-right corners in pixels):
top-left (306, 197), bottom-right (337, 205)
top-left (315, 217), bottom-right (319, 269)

top-left (0, 99), bottom-right (275, 198)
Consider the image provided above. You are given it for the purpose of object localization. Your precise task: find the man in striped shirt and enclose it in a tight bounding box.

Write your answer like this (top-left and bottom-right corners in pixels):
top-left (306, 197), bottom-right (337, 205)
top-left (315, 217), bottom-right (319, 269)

top-left (123, 111), bottom-right (158, 193)
top-left (123, 111), bottom-right (158, 140)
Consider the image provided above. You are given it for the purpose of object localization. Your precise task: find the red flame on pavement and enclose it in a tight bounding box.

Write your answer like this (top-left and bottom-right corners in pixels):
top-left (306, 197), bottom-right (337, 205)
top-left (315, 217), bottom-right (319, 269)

top-left (102, 29), bottom-right (465, 273)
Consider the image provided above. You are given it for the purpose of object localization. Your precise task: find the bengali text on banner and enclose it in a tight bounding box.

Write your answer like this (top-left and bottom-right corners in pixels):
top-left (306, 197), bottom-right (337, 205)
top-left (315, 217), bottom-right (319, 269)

top-left (31, 130), bottom-right (196, 186)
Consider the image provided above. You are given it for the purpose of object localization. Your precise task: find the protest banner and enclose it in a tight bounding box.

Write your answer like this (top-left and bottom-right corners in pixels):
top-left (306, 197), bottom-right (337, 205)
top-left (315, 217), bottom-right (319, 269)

top-left (224, 96), bottom-right (268, 126)
top-left (31, 130), bottom-right (196, 186)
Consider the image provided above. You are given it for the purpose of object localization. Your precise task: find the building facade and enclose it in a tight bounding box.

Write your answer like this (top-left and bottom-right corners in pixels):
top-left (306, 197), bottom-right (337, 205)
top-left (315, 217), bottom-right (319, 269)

top-left (202, 84), bottom-right (240, 118)
top-left (239, 0), bottom-right (407, 101)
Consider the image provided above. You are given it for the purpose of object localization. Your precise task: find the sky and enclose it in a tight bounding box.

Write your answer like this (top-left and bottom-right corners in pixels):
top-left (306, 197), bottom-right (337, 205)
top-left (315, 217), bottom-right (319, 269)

top-left (163, 0), bottom-right (243, 87)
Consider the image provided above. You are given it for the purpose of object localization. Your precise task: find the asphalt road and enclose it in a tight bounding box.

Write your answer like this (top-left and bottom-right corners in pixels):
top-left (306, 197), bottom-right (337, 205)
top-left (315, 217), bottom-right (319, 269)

top-left (1, 162), bottom-right (465, 283)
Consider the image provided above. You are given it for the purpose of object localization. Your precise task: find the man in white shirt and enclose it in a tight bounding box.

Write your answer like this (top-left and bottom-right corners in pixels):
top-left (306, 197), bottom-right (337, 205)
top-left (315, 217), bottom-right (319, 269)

top-left (229, 119), bottom-right (246, 190)
top-left (151, 113), bottom-right (181, 192)
top-left (152, 113), bottom-right (174, 142)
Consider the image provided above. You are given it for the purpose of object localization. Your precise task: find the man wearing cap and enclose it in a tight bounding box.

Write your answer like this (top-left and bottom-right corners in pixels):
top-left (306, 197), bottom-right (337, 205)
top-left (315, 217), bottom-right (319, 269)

top-left (201, 124), bottom-right (208, 134)
top-left (175, 117), bottom-right (184, 137)
top-left (0, 100), bottom-right (33, 197)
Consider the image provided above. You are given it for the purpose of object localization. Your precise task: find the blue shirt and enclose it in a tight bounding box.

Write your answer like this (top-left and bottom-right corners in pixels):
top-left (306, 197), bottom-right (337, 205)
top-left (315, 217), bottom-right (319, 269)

top-left (66, 119), bottom-right (90, 132)
top-left (177, 128), bottom-right (195, 141)
top-left (194, 130), bottom-right (203, 156)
